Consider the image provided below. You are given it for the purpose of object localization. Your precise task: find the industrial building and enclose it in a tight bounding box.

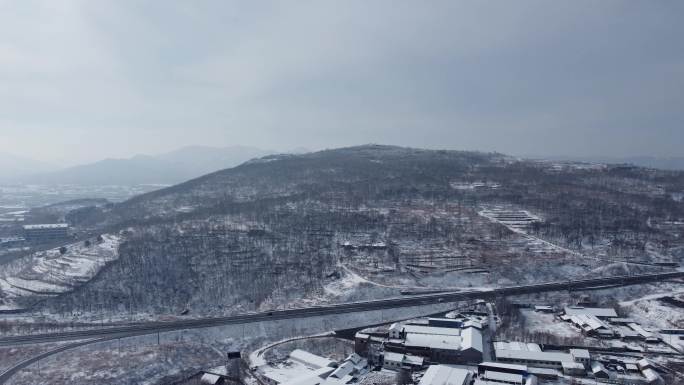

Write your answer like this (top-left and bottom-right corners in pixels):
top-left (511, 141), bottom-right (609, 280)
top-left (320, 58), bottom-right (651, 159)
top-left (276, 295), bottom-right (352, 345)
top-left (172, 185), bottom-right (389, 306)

top-left (628, 323), bottom-right (660, 343)
top-left (417, 363), bottom-right (540, 385)
top-left (0, 236), bottom-right (24, 248)
top-left (493, 342), bottom-right (589, 374)
top-left (383, 352), bottom-right (424, 371)
top-left (256, 351), bottom-right (371, 385)
top-left (474, 362), bottom-right (538, 385)
top-left (326, 353), bottom-right (368, 383)
top-left (356, 317), bottom-right (484, 367)
top-left (259, 349), bottom-right (338, 385)
top-left (385, 321), bottom-right (484, 365)
top-left (533, 305), bottom-right (554, 313)
top-left (477, 362), bottom-right (529, 377)
top-left (563, 306), bottom-right (618, 318)
top-left (638, 359), bottom-right (665, 385)
top-left (591, 362), bottom-right (610, 379)
top-left (22, 223), bottom-right (69, 243)
top-left (561, 313), bottom-right (614, 338)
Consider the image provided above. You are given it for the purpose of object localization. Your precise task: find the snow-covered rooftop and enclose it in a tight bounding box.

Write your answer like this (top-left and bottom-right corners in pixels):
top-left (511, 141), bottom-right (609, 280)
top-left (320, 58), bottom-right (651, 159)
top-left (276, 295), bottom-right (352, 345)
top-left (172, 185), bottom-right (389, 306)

top-left (290, 349), bottom-right (337, 369)
top-left (200, 373), bottom-right (222, 384)
top-left (561, 362), bottom-right (585, 370)
top-left (418, 365), bottom-right (471, 385)
top-left (628, 323), bottom-right (655, 338)
top-left (329, 362), bottom-right (355, 379)
top-left (494, 341), bottom-right (541, 352)
top-left (402, 324), bottom-right (463, 337)
top-left (384, 351), bottom-right (424, 366)
top-left (494, 348), bottom-right (573, 364)
top-left (569, 349), bottom-right (590, 360)
top-left (281, 367), bottom-right (336, 385)
top-left (564, 306), bottom-right (617, 318)
top-left (398, 324), bottom-right (483, 353)
top-left (22, 223), bottom-right (68, 230)
top-left (461, 327), bottom-right (483, 352)
top-left (568, 314), bottom-right (610, 331)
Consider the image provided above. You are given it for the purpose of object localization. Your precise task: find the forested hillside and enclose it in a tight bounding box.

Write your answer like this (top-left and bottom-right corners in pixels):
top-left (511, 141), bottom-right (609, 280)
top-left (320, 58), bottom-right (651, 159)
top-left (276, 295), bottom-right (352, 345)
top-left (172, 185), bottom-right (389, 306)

top-left (28, 145), bottom-right (684, 317)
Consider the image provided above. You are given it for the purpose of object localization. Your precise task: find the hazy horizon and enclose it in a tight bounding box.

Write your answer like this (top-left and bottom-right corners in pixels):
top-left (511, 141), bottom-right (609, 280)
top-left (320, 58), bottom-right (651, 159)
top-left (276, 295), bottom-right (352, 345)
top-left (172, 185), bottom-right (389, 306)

top-left (4, 143), bottom-right (684, 171)
top-left (2, 1), bottom-right (683, 165)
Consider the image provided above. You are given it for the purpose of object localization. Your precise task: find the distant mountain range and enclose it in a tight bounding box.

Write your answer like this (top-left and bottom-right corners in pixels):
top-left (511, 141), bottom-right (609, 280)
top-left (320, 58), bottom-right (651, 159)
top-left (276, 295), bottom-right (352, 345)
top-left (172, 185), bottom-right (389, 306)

top-left (602, 156), bottom-right (684, 171)
top-left (2, 146), bottom-right (275, 185)
top-left (0, 152), bottom-right (54, 179)
top-left (535, 155), bottom-right (684, 171)
top-left (2, 147), bottom-right (681, 186)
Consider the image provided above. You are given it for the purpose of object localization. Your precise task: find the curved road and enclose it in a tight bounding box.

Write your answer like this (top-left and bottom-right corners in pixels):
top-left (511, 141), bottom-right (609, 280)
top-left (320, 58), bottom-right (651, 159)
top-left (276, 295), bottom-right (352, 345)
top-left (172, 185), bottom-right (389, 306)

top-left (0, 338), bottom-right (104, 384)
top-left (0, 271), bottom-right (681, 383)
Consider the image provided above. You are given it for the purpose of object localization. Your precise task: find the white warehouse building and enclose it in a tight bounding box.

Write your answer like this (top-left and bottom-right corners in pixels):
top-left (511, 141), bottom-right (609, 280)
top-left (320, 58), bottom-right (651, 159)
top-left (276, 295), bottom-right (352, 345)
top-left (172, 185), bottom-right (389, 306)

top-left (493, 342), bottom-right (589, 374)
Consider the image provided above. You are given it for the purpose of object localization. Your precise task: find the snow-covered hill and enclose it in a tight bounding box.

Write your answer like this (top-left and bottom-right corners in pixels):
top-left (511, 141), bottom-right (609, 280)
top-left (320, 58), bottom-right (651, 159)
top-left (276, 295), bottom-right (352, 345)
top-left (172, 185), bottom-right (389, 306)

top-left (9, 145), bottom-right (682, 319)
top-left (0, 234), bottom-right (120, 311)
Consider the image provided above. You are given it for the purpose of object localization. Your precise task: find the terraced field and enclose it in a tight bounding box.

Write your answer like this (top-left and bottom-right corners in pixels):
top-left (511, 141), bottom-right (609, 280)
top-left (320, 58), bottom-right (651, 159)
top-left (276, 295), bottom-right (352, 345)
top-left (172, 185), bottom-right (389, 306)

top-left (0, 235), bottom-right (120, 311)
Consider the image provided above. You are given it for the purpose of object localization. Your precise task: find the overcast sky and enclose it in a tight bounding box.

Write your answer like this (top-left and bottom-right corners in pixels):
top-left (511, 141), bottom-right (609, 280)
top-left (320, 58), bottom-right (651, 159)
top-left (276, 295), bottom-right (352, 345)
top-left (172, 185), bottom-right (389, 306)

top-left (1, 1), bottom-right (682, 166)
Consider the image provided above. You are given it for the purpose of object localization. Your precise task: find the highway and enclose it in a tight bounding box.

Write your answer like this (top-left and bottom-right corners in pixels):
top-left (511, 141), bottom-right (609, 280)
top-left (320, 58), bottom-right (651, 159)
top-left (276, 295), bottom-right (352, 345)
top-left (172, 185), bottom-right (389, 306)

top-left (1, 271), bottom-right (681, 347)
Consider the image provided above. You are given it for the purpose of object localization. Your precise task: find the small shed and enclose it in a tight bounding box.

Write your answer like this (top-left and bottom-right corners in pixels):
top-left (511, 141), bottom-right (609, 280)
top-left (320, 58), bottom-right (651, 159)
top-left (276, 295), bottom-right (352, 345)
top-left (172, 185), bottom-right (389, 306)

top-left (642, 368), bottom-right (664, 385)
top-left (388, 323), bottom-right (403, 339)
top-left (591, 362), bottom-right (610, 379)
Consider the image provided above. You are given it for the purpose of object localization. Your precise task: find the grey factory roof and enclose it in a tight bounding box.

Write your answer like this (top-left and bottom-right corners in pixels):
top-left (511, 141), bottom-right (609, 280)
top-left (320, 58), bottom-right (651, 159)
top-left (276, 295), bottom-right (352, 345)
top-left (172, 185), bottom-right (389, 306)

top-left (483, 371), bottom-right (523, 383)
top-left (478, 362), bottom-right (528, 372)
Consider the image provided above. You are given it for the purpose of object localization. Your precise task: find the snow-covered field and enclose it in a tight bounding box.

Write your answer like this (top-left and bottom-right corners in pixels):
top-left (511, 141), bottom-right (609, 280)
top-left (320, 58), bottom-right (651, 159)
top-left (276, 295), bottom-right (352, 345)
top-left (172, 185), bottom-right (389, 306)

top-left (520, 309), bottom-right (581, 338)
top-left (620, 289), bottom-right (684, 329)
top-left (0, 234), bottom-right (120, 311)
